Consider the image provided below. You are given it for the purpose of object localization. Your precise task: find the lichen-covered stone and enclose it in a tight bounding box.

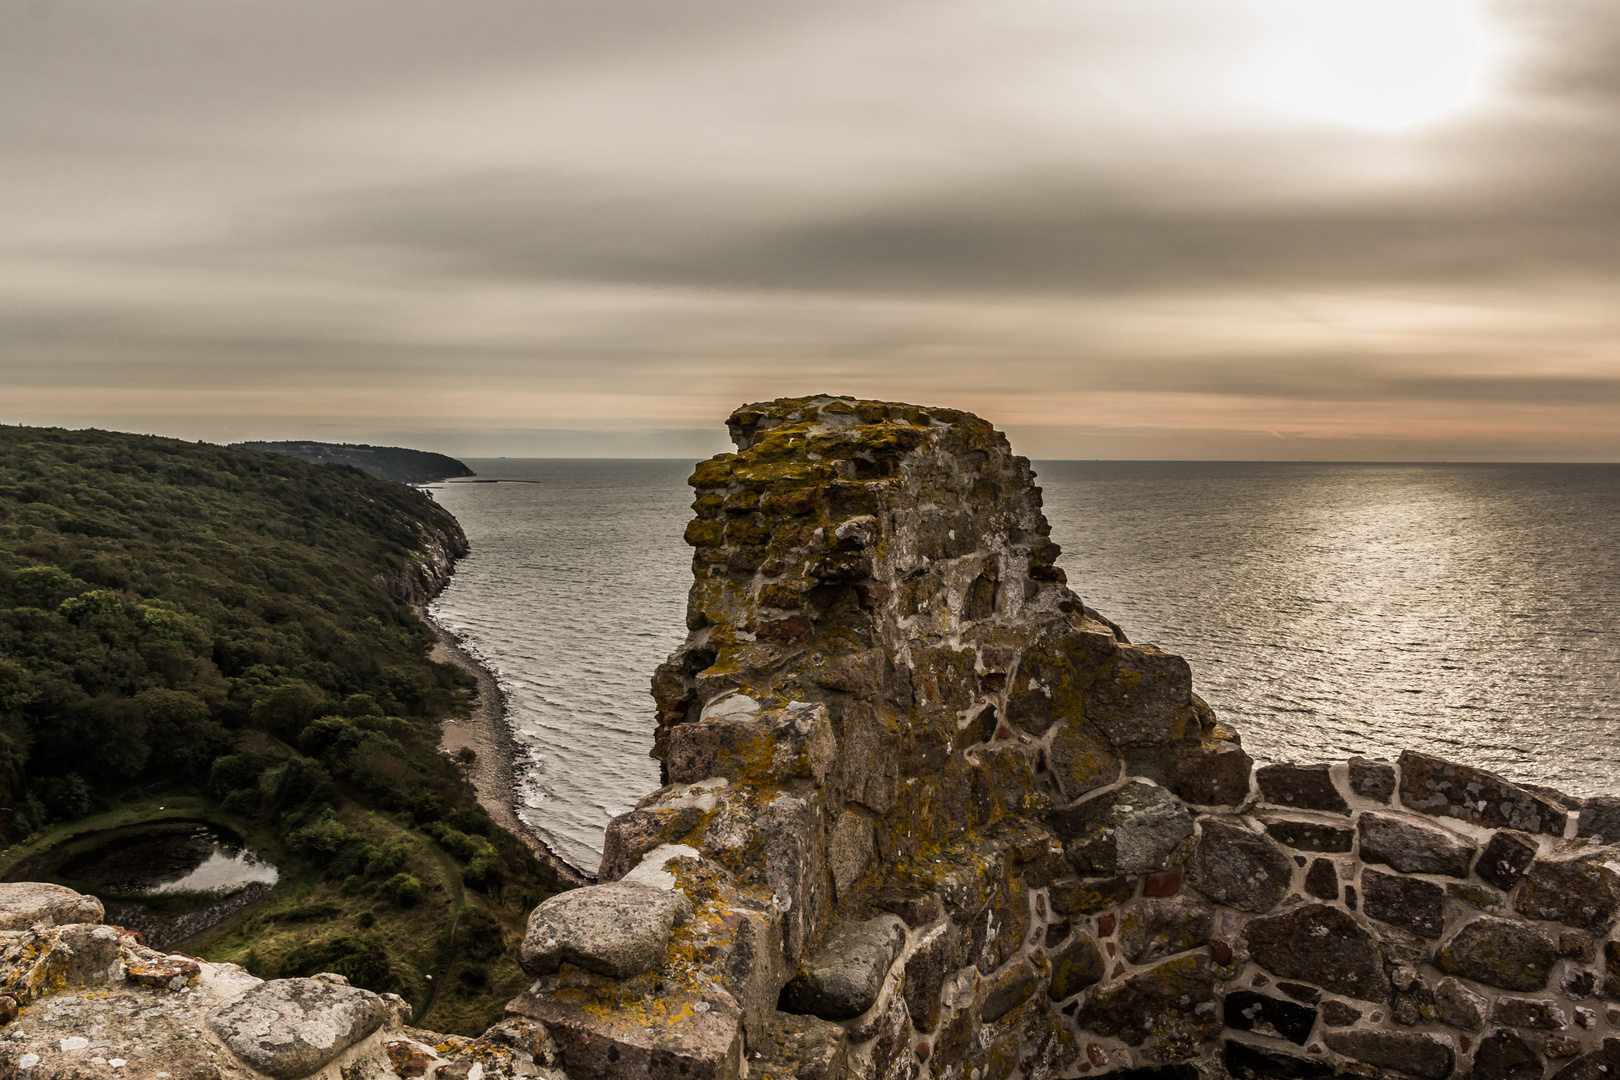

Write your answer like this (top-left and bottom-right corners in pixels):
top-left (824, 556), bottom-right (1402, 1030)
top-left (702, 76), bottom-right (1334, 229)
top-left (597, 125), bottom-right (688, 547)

top-left (666, 702), bottom-right (836, 786)
top-left (1493, 998), bottom-right (1567, 1030)
top-left (520, 879), bottom-right (693, 979)
top-left (1358, 811), bottom-right (1477, 878)
top-left (1264, 818), bottom-right (1355, 853)
top-left (1363, 868), bottom-right (1447, 940)
top-left (1323, 1030), bottom-right (1455, 1079)
top-left (1118, 896), bottom-right (1215, 964)
top-left (1046, 932), bottom-right (1105, 1001)
top-left (1048, 875), bottom-right (1135, 915)
top-left (1073, 954), bottom-right (1217, 1047)
top-left (208, 978), bottom-right (387, 1079)
top-left (1185, 817), bottom-right (1293, 913)
top-left (1244, 903), bottom-right (1387, 1001)
top-left (1348, 758), bottom-right (1397, 803)
top-left (1399, 750), bottom-right (1566, 835)
top-left (751, 1011), bottom-right (849, 1080)
top-left (1256, 764), bottom-right (1349, 814)
top-left (508, 988), bottom-right (744, 1080)
top-left (1516, 849), bottom-right (1620, 934)
top-left (0, 883), bottom-right (104, 931)
top-left (1047, 717), bottom-right (1123, 803)
top-left (1437, 917), bottom-right (1557, 992)
top-left (1223, 991), bottom-right (1317, 1045)
top-left (1435, 977), bottom-right (1489, 1031)
top-left (1477, 830), bottom-right (1541, 892)
top-left (781, 915), bottom-right (907, 1021)
top-left (1472, 1028), bottom-right (1546, 1080)
top-left (1054, 781), bottom-right (1196, 876)
top-left (980, 959), bottom-right (1038, 1023)
top-left (902, 921), bottom-right (956, 1032)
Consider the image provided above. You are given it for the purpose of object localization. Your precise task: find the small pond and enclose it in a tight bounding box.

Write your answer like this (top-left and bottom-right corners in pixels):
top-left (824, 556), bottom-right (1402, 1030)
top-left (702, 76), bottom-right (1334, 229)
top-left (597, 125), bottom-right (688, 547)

top-left (4, 820), bottom-right (278, 948)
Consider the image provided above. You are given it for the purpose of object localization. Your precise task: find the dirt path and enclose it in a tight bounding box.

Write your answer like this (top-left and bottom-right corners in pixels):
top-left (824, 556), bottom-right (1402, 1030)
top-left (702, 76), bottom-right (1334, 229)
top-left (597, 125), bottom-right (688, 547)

top-left (422, 611), bottom-right (592, 890)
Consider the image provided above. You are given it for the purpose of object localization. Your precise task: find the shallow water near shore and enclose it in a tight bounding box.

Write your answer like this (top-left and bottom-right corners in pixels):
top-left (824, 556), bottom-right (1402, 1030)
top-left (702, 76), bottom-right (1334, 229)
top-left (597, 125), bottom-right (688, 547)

top-left (429, 459), bottom-right (1620, 873)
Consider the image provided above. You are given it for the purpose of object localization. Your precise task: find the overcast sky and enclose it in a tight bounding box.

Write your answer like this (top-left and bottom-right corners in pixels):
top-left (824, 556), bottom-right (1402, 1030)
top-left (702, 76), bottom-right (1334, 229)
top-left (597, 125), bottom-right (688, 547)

top-left (4, 0), bottom-right (1618, 459)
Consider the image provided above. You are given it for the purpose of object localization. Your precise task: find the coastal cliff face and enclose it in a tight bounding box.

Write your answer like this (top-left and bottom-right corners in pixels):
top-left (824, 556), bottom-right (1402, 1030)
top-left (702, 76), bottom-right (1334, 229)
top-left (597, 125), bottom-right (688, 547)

top-left (9, 397), bottom-right (1620, 1080)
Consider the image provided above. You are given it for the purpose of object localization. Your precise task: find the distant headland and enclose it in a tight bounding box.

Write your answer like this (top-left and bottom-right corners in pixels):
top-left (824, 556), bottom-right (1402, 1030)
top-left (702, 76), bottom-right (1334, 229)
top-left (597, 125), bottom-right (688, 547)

top-left (231, 440), bottom-right (475, 485)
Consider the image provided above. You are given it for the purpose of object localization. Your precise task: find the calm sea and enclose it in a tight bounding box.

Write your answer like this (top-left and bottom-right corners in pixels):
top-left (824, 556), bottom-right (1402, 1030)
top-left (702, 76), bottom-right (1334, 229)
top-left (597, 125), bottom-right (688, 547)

top-left (428, 460), bottom-right (1620, 873)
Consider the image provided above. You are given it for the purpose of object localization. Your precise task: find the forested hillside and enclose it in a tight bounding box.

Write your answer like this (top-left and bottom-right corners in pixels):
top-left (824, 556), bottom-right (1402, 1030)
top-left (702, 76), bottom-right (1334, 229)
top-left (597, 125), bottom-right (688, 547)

top-left (0, 425), bottom-right (554, 1032)
top-left (231, 441), bottom-right (475, 485)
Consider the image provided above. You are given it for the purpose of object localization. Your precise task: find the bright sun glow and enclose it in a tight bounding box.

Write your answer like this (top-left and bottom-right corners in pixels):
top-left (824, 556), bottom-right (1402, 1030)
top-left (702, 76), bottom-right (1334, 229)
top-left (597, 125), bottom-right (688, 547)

top-left (1255, 0), bottom-right (1489, 131)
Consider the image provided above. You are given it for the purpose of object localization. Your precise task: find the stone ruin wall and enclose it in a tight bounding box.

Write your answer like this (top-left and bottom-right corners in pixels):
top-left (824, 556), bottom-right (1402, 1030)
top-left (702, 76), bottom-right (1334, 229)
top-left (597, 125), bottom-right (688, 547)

top-left (512, 396), bottom-right (1620, 1080)
top-left (6, 395), bottom-right (1620, 1080)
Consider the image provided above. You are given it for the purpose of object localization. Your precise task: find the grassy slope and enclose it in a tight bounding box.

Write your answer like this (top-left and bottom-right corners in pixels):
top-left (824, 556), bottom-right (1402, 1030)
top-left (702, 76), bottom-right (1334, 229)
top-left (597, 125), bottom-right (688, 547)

top-left (0, 426), bottom-right (557, 1032)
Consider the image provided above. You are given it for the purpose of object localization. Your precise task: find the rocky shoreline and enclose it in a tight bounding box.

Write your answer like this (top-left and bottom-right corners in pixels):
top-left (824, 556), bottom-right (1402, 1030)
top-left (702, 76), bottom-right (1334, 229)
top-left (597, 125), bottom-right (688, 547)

top-left (422, 606), bottom-right (594, 891)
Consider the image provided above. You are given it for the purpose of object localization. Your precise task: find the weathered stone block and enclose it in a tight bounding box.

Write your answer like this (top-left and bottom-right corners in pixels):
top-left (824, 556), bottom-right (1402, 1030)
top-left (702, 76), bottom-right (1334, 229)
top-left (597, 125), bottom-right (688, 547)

top-left (520, 879), bottom-right (693, 979)
top-left (1171, 738), bottom-right (1253, 808)
top-left (667, 703), bottom-right (835, 786)
top-left (1435, 977), bottom-right (1489, 1031)
top-left (1256, 764), bottom-right (1349, 814)
top-left (1477, 830), bottom-right (1540, 892)
top-left (1358, 811), bottom-right (1477, 877)
top-left (1225, 1039), bottom-right (1337, 1079)
top-left (1363, 868), bottom-right (1446, 940)
top-left (599, 805), bottom-right (706, 881)
top-left (1047, 932), bottom-right (1104, 1001)
top-left (1516, 850), bottom-right (1620, 934)
top-left (902, 921), bottom-right (956, 1032)
top-left (1048, 718), bottom-right (1123, 803)
top-left (781, 916), bottom-right (906, 1021)
top-left (1577, 798), bottom-right (1620, 843)
top-left (1118, 896), bottom-right (1215, 964)
top-left (1348, 757), bottom-right (1397, 803)
top-left (1053, 781), bottom-right (1196, 876)
top-left (1073, 954), bottom-right (1217, 1047)
top-left (1399, 750), bottom-right (1566, 835)
top-left (1471, 1027), bottom-right (1545, 1080)
top-left (1048, 876), bottom-right (1137, 915)
top-left (1224, 991), bottom-right (1317, 1045)
top-left (1324, 1030), bottom-right (1454, 1079)
top-left (1185, 817), bottom-right (1293, 913)
top-left (1082, 639), bottom-right (1196, 748)
top-left (1244, 903), bottom-right (1387, 1001)
top-left (208, 978), bottom-right (388, 1079)
top-left (751, 1011), bottom-right (849, 1080)
top-left (980, 959), bottom-right (1037, 1023)
top-left (508, 988), bottom-right (744, 1080)
top-left (1304, 858), bottom-right (1339, 900)
top-left (1552, 1040), bottom-right (1620, 1080)
top-left (1493, 998), bottom-right (1567, 1030)
top-left (1264, 818), bottom-right (1355, 852)
top-left (1437, 917), bottom-right (1557, 992)
top-left (0, 883), bottom-right (103, 931)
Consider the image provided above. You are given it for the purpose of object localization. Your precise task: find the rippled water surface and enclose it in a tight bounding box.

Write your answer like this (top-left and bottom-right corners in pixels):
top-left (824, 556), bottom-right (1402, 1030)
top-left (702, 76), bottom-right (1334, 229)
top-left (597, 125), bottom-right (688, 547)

top-left (428, 461), bottom-right (690, 872)
top-left (430, 460), bottom-right (1620, 871)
